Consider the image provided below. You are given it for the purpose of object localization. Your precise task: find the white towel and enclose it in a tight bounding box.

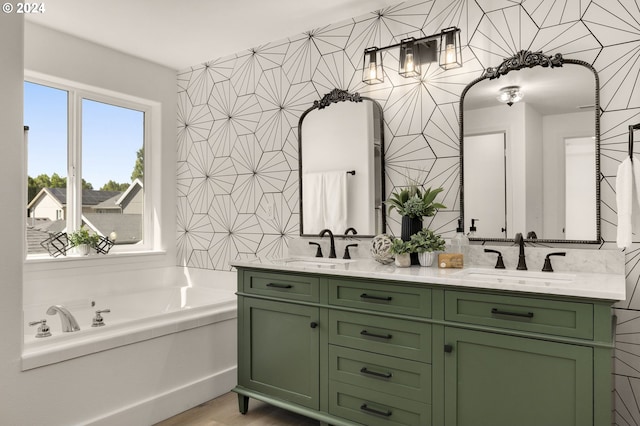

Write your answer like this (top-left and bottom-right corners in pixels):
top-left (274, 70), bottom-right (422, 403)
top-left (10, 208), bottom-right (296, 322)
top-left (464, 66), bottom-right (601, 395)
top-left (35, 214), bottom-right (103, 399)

top-left (302, 171), bottom-right (348, 234)
top-left (323, 171), bottom-right (347, 233)
top-left (616, 156), bottom-right (640, 248)
top-left (302, 172), bottom-right (325, 234)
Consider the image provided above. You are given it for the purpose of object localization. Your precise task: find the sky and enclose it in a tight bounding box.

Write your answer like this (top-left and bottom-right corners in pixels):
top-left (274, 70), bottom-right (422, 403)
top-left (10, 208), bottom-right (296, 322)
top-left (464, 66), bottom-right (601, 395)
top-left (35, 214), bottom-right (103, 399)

top-left (24, 81), bottom-right (144, 190)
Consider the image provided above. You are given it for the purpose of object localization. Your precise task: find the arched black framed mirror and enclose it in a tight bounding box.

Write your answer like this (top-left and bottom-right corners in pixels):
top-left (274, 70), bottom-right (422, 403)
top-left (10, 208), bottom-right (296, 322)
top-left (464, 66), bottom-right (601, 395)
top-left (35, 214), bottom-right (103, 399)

top-left (460, 50), bottom-right (600, 244)
top-left (298, 89), bottom-right (386, 237)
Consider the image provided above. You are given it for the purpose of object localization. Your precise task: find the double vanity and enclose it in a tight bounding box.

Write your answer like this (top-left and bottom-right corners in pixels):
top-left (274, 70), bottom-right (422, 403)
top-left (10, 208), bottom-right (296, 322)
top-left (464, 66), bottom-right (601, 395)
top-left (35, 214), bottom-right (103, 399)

top-left (231, 252), bottom-right (624, 426)
top-left (230, 48), bottom-right (620, 425)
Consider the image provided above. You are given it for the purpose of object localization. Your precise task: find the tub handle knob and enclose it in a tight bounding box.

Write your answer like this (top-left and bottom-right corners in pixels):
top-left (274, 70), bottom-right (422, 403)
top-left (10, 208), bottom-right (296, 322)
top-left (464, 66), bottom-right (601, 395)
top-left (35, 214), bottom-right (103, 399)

top-left (29, 319), bottom-right (52, 338)
top-left (92, 309), bottom-right (111, 327)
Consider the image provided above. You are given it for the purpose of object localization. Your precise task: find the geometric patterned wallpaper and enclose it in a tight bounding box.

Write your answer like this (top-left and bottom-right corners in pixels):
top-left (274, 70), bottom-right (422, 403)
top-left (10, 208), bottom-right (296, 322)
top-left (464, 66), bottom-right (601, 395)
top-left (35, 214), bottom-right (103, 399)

top-left (176, 0), bottom-right (640, 421)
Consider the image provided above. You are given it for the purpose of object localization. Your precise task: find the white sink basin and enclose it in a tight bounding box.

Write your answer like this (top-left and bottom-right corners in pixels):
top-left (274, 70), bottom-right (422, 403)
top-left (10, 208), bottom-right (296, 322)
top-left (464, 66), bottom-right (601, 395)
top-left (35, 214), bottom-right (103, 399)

top-left (454, 268), bottom-right (576, 285)
top-left (279, 257), bottom-right (356, 269)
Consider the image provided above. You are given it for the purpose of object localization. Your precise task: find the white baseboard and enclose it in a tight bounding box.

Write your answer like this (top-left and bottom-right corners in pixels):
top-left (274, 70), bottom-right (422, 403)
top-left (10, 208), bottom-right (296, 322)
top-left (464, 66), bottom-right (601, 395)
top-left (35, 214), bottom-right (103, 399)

top-left (86, 366), bottom-right (237, 426)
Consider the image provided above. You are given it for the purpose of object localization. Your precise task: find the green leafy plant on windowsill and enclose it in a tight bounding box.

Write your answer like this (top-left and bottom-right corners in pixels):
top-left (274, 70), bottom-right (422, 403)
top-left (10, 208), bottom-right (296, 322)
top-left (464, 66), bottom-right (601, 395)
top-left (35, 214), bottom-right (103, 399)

top-left (67, 226), bottom-right (100, 249)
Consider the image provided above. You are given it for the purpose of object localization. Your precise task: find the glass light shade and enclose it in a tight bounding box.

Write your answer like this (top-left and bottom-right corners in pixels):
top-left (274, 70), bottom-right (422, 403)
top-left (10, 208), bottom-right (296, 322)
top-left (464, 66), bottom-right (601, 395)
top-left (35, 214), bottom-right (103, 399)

top-left (362, 47), bottom-right (384, 84)
top-left (497, 86), bottom-right (524, 106)
top-left (439, 27), bottom-right (462, 70)
top-left (399, 38), bottom-right (420, 78)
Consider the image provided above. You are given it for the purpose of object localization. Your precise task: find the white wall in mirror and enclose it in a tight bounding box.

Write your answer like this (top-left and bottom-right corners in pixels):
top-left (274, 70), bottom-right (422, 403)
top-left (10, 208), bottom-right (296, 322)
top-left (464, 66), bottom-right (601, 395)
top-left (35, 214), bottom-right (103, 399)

top-left (301, 101), bottom-right (375, 235)
top-left (465, 102), bottom-right (595, 240)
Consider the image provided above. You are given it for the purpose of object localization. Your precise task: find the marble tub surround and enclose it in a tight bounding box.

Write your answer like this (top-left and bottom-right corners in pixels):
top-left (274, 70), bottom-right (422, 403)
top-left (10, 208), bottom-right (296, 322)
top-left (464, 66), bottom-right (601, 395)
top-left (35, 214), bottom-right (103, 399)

top-left (465, 245), bottom-right (625, 275)
top-left (231, 256), bottom-right (626, 301)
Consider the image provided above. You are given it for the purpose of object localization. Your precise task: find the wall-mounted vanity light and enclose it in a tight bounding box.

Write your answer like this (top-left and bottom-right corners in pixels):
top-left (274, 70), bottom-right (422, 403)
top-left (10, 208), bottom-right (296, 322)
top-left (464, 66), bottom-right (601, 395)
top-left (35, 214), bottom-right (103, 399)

top-left (362, 27), bottom-right (462, 85)
top-left (497, 86), bottom-right (524, 106)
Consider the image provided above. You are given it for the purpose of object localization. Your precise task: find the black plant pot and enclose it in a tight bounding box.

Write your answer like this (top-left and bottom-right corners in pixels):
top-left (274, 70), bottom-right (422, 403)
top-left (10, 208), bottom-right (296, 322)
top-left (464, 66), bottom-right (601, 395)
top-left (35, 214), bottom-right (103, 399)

top-left (401, 216), bottom-right (423, 265)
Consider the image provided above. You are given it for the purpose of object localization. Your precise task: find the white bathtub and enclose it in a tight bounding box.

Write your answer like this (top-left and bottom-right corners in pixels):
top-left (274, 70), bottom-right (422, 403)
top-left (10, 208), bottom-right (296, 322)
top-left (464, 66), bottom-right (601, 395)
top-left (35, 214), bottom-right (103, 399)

top-left (22, 285), bottom-right (237, 370)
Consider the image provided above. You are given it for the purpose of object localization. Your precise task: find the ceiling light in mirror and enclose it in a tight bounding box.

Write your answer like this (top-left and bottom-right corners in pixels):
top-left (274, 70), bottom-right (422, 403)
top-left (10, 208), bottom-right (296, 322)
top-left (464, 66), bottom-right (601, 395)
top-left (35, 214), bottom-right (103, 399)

top-left (497, 86), bottom-right (524, 106)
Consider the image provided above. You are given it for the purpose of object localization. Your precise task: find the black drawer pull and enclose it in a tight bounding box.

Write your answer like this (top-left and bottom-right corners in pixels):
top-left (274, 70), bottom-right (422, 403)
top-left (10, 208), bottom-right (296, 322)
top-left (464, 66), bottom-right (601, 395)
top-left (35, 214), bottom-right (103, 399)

top-left (360, 293), bottom-right (393, 301)
top-left (360, 404), bottom-right (392, 417)
top-left (266, 283), bottom-right (293, 289)
top-left (360, 367), bottom-right (392, 379)
top-left (491, 308), bottom-right (534, 319)
top-left (444, 344), bottom-right (453, 353)
top-left (360, 330), bottom-right (392, 339)
top-left (310, 322), bottom-right (318, 329)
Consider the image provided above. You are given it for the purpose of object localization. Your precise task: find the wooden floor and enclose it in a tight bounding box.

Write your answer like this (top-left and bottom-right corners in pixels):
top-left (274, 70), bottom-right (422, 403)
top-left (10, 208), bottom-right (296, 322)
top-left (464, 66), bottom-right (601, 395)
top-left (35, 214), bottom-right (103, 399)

top-left (154, 392), bottom-right (319, 426)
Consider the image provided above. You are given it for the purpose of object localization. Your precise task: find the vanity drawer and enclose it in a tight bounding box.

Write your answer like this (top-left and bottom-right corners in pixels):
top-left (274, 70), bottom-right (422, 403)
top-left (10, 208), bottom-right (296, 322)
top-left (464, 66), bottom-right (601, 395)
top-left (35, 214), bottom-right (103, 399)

top-left (445, 290), bottom-right (594, 339)
top-left (329, 381), bottom-right (431, 426)
top-left (242, 270), bottom-right (319, 302)
top-left (329, 311), bottom-right (431, 362)
top-left (329, 278), bottom-right (431, 317)
top-left (329, 345), bottom-right (431, 403)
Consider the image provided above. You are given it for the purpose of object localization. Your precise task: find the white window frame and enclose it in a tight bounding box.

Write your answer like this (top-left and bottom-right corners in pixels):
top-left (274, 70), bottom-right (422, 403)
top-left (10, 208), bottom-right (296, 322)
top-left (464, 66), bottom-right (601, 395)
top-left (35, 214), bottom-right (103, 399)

top-left (24, 71), bottom-right (161, 261)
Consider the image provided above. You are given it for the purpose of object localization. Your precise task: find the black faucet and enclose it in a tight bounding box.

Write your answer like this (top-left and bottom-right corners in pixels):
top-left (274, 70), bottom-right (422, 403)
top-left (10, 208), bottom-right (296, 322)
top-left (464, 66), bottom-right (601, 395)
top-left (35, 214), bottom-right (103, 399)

top-left (319, 229), bottom-right (337, 258)
top-left (309, 241), bottom-right (323, 257)
top-left (344, 227), bottom-right (358, 236)
top-left (484, 249), bottom-right (505, 269)
top-left (343, 244), bottom-right (358, 259)
top-left (542, 252), bottom-right (566, 272)
top-left (514, 233), bottom-right (527, 270)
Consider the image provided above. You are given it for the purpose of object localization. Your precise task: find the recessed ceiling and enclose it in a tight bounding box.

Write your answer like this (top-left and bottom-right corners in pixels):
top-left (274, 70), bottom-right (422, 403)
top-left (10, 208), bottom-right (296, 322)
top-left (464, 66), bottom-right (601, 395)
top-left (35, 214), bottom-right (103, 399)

top-left (25, 0), bottom-right (401, 70)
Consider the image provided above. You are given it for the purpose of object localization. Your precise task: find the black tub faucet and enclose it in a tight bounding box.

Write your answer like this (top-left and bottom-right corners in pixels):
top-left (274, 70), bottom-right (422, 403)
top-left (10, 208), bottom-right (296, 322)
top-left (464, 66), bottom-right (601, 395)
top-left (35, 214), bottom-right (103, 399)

top-left (514, 233), bottom-right (527, 270)
top-left (319, 229), bottom-right (337, 258)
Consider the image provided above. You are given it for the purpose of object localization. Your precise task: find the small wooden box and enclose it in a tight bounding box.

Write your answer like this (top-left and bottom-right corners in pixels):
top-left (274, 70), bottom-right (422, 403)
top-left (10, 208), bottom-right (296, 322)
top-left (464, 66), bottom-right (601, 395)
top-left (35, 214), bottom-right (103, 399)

top-left (438, 253), bottom-right (463, 268)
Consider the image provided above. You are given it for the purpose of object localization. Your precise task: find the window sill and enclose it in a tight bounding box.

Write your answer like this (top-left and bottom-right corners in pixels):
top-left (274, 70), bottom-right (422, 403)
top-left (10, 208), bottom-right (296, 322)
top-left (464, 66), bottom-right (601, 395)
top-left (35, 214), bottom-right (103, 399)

top-left (24, 249), bottom-right (169, 271)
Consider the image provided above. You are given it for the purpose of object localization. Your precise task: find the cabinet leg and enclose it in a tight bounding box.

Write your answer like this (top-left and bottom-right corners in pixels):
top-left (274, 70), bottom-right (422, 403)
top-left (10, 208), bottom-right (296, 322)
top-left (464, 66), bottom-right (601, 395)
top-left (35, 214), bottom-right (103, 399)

top-left (237, 394), bottom-right (249, 415)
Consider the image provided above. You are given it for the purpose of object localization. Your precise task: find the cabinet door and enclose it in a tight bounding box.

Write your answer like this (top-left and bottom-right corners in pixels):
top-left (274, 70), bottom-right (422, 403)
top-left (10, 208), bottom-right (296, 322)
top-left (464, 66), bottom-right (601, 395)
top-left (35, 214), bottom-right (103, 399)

top-left (239, 298), bottom-right (320, 409)
top-left (444, 327), bottom-right (593, 426)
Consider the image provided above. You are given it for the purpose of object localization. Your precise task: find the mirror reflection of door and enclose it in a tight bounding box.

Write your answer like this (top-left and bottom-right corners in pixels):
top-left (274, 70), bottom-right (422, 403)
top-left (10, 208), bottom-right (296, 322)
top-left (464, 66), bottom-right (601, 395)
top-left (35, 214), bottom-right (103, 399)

top-left (460, 54), bottom-right (600, 243)
top-left (565, 137), bottom-right (596, 240)
top-left (464, 132), bottom-right (507, 238)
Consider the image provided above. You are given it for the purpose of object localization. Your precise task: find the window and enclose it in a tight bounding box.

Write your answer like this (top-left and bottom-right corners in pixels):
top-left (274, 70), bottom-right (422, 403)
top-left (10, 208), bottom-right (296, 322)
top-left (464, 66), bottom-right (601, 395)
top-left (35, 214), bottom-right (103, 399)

top-left (24, 76), bottom-right (152, 257)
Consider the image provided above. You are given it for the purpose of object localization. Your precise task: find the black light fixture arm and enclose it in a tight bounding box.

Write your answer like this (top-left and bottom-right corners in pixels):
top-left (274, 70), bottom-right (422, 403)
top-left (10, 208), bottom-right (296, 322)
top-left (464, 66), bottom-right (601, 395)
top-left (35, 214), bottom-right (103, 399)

top-left (372, 27), bottom-right (459, 54)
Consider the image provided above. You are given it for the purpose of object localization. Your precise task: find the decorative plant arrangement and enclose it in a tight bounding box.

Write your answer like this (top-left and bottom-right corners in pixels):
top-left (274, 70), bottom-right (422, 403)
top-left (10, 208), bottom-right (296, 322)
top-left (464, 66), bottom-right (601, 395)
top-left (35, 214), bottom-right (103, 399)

top-left (409, 229), bottom-right (446, 267)
top-left (389, 238), bottom-right (412, 267)
top-left (409, 229), bottom-right (446, 253)
top-left (66, 226), bottom-right (101, 256)
top-left (386, 184), bottom-right (446, 264)
top-left (386, 185), bottom-right (446, 219)
top-left (372, 229), bottom-right (445, 268)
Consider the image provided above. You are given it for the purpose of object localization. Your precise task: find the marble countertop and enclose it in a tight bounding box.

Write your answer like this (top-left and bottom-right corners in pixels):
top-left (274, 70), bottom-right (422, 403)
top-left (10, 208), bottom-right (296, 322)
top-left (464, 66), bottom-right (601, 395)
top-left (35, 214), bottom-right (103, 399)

top-left (231, 257), bottom-right (626, 301)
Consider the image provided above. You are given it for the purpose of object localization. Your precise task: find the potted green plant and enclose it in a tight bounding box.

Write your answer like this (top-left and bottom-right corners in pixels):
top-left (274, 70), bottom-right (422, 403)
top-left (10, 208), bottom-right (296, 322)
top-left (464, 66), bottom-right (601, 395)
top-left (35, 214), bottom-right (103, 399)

top-left (386, 185), bottom-right (446, 264)
top-left (409, 229), bottom-right (446, 267)
top-left (389, 238), bottom-right (412, 268)
top-left (386, 185), bottom-right (446, 219)
top-left (67, 226), bottom-right (100, 256)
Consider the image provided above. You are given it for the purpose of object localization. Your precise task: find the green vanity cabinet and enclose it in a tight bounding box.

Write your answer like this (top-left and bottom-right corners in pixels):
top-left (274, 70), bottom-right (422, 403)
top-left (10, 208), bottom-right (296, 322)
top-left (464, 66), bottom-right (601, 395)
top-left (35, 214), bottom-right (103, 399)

top-left (238, 297), bottom-right (320, 410)
top-left (443, 327), bottom-right (593, 426)
top-left (442, 290), bottom-right (613, 426)
top-left (234, 267), bottom-right (615, 426)
top-left (236, 269), bottom-right (322, 415)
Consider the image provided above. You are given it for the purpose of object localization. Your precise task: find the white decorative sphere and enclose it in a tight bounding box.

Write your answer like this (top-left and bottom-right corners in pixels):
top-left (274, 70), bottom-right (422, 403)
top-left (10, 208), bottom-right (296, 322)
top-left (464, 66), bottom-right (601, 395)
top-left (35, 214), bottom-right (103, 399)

top-left (370, 234), bottom-right (395, 264)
